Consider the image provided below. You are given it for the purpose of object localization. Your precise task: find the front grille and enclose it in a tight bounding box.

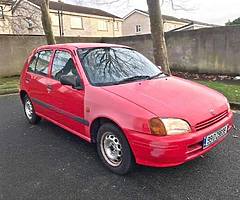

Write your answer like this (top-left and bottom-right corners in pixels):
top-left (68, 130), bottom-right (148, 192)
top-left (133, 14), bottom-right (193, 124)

top-left (195, 110), bottom-right (228, 131)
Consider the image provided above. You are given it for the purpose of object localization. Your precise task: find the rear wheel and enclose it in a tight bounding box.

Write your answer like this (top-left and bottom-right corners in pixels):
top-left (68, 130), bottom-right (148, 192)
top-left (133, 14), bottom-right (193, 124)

top-left (96, 123), bottom-right (135, 175)
top-left (23, 95), bottom-right (41, 124)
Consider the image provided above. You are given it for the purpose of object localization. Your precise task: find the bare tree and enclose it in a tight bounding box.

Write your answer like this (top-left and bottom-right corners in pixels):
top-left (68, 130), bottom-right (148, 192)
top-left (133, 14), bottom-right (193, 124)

top-left (0, 0), bottom-right (25, 34)
top-left (0, 0), bottom-right (55, 44)
top-left (11, 0), bottom-right (42, 35)
top-left (0, 0), bottom-right (22, 11)
top-left (75, 0), bottom-right (172, 74)
top-left (147, 0), bottom-right (193, 74)
top-left (40, 0), bottom-right (55, 44)
top-left (147, 0), bottom-right (170, 74)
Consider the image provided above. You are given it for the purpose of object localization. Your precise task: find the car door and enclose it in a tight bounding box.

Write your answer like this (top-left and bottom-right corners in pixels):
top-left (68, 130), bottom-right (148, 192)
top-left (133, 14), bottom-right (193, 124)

top-left (47, 49), bottom-right (86, 138)
top-left (25, 49), bottom-right (54, 118)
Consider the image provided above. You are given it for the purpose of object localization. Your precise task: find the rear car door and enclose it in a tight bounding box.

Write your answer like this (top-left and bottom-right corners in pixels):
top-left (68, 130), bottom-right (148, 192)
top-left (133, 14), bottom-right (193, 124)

top-left (25, 49), bottom-right (54, 118)
top-left (47, 49), bottom-right (86, 138)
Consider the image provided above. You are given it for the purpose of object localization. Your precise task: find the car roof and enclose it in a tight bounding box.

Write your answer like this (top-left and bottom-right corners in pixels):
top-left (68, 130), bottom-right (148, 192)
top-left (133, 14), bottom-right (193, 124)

top-left (37, 43), bottom-right (129, 50)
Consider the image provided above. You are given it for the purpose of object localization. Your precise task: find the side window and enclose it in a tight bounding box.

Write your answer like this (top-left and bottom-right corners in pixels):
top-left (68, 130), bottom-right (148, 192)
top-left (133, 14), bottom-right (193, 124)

top-left (51, 51), bottom-right (79, 81)
top-left (35, 50), bottom-right (52, 76)
top-left (28, 53), bottom-right (38, 72)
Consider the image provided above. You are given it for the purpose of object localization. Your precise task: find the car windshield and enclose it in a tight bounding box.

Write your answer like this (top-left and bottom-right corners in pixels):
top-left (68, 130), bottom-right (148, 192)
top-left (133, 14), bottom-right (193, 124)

top-left (77, 47), bottom-right (166, 86)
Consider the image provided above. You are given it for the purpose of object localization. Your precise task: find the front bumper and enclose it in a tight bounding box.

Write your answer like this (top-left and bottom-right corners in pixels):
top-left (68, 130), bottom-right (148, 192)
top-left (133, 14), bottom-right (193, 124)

top-left (125, 112), bottom-right (234, 167)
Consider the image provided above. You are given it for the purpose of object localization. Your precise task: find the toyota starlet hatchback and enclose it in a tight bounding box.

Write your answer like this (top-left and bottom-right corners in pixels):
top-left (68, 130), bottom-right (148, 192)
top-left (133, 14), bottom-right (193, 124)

top-left (20, 43), bottom-right (233, 174)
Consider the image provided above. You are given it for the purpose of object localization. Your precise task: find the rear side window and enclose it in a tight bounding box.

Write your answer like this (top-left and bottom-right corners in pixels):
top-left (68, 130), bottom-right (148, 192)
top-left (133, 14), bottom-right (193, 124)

top-left (35, 50), bottom-right (52, 76)
top-left (51, 51), bottom-right (79, 81)
top-left (28, 53), bottom-right (38, 72)
top-left (28, 50), bottom-right (52, 76)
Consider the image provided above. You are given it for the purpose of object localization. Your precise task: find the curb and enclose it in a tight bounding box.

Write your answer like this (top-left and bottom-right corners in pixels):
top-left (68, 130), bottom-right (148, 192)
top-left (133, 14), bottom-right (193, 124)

top-left (0, 92), bottom-right (18, 97)
top-left (0, 89), bottom-right (19, 96)
top-left (230, 102), bottom-right (240, 110)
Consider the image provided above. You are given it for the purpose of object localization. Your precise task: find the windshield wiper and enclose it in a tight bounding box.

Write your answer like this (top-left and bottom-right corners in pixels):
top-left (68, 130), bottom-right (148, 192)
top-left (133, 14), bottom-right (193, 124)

top-left (116, 75), bottom-right (151, 84)
top-left (148, 72), bottom-right (164, 79)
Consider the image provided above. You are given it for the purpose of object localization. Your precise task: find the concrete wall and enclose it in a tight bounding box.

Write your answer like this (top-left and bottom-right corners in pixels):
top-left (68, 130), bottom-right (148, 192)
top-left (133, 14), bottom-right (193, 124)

top-left (0, 34), bottom-right (101, 77)
top-left (1, 26), bottom-right (240, 77)
top-left (105, 26), bottom-right (240, 75)
top-left (166, 26), bottom-right (240, 74)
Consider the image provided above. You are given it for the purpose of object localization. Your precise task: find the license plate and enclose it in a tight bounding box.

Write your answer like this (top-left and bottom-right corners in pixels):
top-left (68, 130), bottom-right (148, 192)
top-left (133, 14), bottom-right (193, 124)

top-left (203, 125), bottom-right (228, 149)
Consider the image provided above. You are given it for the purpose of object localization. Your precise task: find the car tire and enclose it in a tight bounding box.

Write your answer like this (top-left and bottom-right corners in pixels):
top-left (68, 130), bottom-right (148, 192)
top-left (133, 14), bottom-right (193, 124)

top-left (96, 123), bottom-right (135, 175)
top-left (23, 95), bottom-right (41, 124)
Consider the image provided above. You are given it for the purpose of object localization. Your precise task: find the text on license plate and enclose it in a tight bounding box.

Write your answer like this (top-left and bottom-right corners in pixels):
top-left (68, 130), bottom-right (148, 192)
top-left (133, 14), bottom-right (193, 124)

top-left (203, 125), bottom-right (228, 149)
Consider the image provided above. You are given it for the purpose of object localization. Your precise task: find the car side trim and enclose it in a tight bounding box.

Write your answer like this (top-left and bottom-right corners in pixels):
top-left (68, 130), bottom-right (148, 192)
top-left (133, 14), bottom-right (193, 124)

top-left (32, 98), bottom-right (89, 126)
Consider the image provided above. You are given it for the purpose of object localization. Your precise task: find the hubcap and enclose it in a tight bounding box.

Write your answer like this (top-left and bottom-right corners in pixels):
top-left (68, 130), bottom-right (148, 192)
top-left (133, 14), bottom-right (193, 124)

top-left (25, 99), bottom-right (33, 119)
top-left (100, 132), bottom-right (123, 167)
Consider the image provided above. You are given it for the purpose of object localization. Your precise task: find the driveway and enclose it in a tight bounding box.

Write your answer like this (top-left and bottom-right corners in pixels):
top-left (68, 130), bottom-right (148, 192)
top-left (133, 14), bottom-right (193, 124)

top-left (0, 95), bottom-right (239, 200)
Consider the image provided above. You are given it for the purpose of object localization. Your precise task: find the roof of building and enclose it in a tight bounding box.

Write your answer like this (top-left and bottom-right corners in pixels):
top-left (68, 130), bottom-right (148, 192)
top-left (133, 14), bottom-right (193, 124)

top-left (124, 9), bottom-right (189, 23)
top-left (26, 0), bottom-right (120, 19)
top-left (124, 9), bottom-right (217, 26)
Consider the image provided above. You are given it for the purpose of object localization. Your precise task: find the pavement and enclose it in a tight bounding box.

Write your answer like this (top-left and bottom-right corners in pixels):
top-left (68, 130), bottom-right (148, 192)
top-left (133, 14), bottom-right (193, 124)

top-left (0, 95), bottom-right (239, 200)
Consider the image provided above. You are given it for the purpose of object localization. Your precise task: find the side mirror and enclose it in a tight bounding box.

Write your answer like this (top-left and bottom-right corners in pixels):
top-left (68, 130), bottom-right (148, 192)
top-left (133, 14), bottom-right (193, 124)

top-left (60, 75), bottom-right (83, 90)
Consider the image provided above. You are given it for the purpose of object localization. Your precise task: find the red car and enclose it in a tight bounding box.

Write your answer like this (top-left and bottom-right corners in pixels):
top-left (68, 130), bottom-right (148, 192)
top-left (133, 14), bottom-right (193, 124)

top-left (20, 43), bottom-right (233, 174)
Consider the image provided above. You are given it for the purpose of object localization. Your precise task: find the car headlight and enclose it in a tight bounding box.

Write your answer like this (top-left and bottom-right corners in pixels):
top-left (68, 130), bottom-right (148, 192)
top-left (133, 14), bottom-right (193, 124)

top-left (149, 118), bottom-right (191, 136)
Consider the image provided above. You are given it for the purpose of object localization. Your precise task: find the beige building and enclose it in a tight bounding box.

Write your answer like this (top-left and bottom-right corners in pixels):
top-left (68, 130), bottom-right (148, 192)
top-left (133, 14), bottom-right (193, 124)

top-left (122, 9), bottom-right (215, 36)
top-left (10, 0), bottom-right (123, 37)
top-left (0, 0), bottom-right (14, 34)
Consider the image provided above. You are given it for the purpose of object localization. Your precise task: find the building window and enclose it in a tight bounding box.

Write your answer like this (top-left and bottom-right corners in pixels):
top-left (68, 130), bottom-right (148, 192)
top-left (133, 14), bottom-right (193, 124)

top-left (0, 6), bottom-right (4, 20)
top-left (26, 18), bottom-right (33, 30)
top-left (98, 20), bottom-right (108, 31)
top-left (70, 16), bottom-right (83, 29)
top-left (135, 25), bottom-right (142, 33)
top-left (114, 21), bottom-right (119, 31)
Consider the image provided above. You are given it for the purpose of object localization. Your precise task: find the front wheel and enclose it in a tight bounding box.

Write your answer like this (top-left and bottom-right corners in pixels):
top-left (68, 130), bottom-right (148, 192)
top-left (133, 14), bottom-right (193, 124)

top-left (23, 95), bottom-right (41, 124)
top-left (96, 123), bottom-right (135, 175)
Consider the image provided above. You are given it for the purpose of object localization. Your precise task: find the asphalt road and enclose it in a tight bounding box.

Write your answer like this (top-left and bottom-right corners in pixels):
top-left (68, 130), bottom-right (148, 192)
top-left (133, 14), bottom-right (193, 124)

top-left (0, 95), bottom-right (239, 200)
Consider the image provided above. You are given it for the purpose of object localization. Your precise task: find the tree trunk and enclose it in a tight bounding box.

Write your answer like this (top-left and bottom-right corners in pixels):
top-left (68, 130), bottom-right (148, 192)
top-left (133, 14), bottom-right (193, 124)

top-left (40, 0), bottom-right (56, 45)
top-left (146, 0), bottom-right (171, 74)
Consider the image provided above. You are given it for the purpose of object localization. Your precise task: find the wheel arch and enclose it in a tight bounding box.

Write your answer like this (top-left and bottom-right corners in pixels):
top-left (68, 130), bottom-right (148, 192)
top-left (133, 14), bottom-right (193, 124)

top-left (90, 117), bottom-right (125, 144)
top-left (19, 90), bottom-right (28, 104)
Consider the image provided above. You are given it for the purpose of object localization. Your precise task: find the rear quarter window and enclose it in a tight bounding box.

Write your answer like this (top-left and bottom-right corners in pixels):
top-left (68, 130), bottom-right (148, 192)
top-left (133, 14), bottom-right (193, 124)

top-left (27, 50), bottom-right (52, 76)
top-left (28, 53), bottom-right (38, 72)
top-left (35, 50), bottom-right (52, 76)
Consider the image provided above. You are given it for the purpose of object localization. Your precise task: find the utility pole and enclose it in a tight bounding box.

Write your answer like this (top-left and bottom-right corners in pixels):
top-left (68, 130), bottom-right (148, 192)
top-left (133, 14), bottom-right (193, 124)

top-left (60, 0), bottom-right (64, 36)
top-left (112, 18), bottom-right (115, 37)
top-left (58, 0), bottom-right (64, 36)
top-left (58, 9), bottom-right (62, 36)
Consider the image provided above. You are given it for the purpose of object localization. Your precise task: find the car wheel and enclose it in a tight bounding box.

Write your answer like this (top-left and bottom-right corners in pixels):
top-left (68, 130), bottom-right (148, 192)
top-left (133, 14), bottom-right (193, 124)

top-left (96, 123), bottom-right (135, 175)
top-left (23, 95), bottom-right (41, 124)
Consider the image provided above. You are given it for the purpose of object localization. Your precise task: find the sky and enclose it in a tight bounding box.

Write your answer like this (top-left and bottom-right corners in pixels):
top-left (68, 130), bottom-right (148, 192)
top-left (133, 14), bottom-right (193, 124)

top-left (65, 0), bottom-right (240, 25)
